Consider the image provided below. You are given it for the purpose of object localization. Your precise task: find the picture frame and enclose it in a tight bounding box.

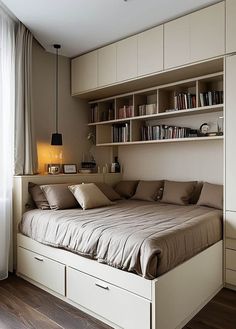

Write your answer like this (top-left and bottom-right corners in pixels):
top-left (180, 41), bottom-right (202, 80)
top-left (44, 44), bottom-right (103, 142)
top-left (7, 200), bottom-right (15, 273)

top-left (47, 164), bottom-right (61, 175)
top-left (63, 164), bottom-right (77, 174)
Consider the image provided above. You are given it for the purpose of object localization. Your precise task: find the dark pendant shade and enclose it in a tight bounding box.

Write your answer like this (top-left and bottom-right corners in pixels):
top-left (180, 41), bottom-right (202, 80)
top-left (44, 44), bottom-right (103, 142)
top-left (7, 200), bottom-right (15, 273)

top-left (51, 133), bottom-right (62, 146)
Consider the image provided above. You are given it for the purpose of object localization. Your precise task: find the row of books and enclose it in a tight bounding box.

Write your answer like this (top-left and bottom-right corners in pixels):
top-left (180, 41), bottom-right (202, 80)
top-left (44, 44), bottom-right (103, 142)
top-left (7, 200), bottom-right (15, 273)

top-left (171, 92), bottom-right (196, 111)
top-left (117, 106), bottom-right (133, 119)
top-left (90, 104), bottom-right (99, 123)
top-left (113, 123), bottom-right (130, 143)
top-left (141, 124), bottom-right (191, 141)
top-left (199, 90), bottom-right (223, 107)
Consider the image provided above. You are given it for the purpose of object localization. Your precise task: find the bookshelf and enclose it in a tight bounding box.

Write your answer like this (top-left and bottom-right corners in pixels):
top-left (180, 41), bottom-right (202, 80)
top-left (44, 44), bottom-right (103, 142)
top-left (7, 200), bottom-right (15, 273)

top-left (89, 72), bottom-right (224, 146)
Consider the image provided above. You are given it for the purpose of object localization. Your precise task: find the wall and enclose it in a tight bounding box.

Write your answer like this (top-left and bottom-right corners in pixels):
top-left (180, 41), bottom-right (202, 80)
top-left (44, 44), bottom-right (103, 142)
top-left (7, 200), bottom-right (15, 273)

top-left (32, 40), bottom-right (90, 173)
top-left (119, 140), bottom-right (223, 184)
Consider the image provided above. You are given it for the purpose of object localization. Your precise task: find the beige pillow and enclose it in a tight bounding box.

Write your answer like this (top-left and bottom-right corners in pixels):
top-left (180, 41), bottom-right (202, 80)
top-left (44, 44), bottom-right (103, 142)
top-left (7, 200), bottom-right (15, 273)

top-left (95, 182), bottom-right (122, 201)
top-left (28, 182), bottom-right (50, 210)
top-left (132, 180), bottom-right (163, 201)
top-left (69, 183), bottom-right (114, 210)
top-left (114, 180), bottom-right (139, 199)
top-left (40, 184), bottom-right (79, 210)
top-left (190, 182), bottom-right (203, 204)
top-left (197, 182), bottom-right (223, 210)
top-left (161, 180), bottom-right (197, 205)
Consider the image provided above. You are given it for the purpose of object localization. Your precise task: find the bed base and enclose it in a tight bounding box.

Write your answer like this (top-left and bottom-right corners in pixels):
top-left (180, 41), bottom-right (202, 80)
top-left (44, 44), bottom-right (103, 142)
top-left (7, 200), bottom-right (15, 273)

top-left (17, 234), bottom-right (223, 329)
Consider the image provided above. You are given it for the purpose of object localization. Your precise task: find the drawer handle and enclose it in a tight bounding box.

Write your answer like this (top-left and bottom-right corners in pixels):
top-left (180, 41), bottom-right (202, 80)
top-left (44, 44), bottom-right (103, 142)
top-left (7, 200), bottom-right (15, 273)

top-left (95, 282), bottom-right (109, 290)
top-left (34, 256), bottom-right (44, 262)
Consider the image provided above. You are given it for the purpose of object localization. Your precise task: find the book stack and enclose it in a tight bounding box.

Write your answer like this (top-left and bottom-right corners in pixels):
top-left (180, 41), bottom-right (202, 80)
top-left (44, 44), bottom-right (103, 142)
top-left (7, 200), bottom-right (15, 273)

top-left (199, 90), bottom-right (223, 107)
top-left (90, 104), bottom-right (99, 123)
top-left (172, 92), bottom-right (196, 111)
top-left (113, 123), bottom-right (130, 142)
top-left (118, 106), bottom-right (133, 119)
top-left (138, 104), bottom-right (157, 116)
top-left (141, 124), bottom-right (191, 141)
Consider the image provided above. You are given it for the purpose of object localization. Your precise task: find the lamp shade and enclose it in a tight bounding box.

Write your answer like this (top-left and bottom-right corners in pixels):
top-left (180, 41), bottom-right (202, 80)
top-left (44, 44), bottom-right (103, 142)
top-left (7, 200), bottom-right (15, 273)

top-left (51, 133), bottom-right (63, 146)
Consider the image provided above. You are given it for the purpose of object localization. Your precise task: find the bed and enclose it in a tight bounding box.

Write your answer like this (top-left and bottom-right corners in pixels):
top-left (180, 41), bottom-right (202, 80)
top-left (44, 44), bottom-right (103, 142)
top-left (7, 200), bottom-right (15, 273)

top-left (13, 174), bottom-right (223, 329)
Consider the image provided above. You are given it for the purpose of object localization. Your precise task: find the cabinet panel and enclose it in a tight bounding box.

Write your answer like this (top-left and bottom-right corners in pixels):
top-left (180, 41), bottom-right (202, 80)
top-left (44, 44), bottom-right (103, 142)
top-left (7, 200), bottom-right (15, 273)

top-left (138, 26), bottom-right (163, 76)
top-left (98, 44), bottom-right (116, 87)
top-left (226, 212), bottom-right (236, 239)
top-left (117, 35), bottom-right (138, 82)
top-left (71, 50), bottom-right (97, 94)
top-left (226, 0), bottom-right (236, 53)
top-left (164, 15), bottom-right (190, 69)
top-left (226, 55), bottom-right (236, 211)
top-left (190, 2), bottom-right (225, 62)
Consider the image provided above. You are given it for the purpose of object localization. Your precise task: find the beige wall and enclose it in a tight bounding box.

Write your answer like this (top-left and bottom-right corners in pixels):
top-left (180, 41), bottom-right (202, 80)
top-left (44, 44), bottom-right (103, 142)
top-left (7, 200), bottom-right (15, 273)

top-left (32, 41), bottom-right (90, 173)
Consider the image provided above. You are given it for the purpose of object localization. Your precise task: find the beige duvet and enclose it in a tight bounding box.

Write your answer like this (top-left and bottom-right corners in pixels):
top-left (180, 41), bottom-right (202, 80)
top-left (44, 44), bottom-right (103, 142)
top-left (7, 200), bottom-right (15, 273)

top-left (19, 200), bottom-right (222, 279)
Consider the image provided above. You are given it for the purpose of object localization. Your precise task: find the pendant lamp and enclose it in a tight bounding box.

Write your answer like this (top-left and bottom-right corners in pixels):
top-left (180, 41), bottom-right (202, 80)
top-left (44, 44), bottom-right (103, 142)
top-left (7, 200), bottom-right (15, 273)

top-left (51, 44), bottom-right (63, 145)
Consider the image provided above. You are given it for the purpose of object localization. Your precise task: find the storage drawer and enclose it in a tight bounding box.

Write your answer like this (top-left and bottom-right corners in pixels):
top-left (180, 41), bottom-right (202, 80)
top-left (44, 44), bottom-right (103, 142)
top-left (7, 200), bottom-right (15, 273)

top-left (226, 249), bottom-right (236, 271)
top-left (67, 267), bottom-right (150, 329)
top-left (226, 269), bottom-right (236, 287)
top-left (17, 247), bottom-right (65, 295)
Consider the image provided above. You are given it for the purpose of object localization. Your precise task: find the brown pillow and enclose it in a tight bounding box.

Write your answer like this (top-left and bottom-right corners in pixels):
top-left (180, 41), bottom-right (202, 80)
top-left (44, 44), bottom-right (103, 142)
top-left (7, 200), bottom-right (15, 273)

top-left (197, 182), bottom-right (223, 210)
top-left (161, 180), bottom-right (197, 205)
top-left (95, 182), bottom-right (122, 201)
top-left (40, 184), bottom-right (79, 210)
top-left (28, 182), bottom-right (50, 210)
top-left (114, 180), bottom-right (139, 199)
top-left (190, 182), bottom-right (203, 204)
top-left (132, 180), bottom-right (163, 201)
top-left (69, 183), bottom-right (114, 210)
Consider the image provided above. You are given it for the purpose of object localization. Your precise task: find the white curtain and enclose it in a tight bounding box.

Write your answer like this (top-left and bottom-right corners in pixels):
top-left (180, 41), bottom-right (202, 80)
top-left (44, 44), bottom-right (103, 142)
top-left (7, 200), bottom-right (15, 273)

top-left (0, 7), bottom-right (15, 280)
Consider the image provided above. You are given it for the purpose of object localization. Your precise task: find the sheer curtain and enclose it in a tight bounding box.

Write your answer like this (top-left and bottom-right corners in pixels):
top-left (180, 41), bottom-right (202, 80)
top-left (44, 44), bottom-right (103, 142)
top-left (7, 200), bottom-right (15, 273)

top-left (0, 7), bottom-right (15, 280)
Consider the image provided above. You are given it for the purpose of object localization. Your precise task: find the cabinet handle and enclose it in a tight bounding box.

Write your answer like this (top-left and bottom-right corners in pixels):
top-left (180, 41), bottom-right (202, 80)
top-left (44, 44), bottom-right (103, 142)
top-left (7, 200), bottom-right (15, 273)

top-left (95, 282), bottom-right (109, 290)
top-left (34, 256), bottom-right (44, 262)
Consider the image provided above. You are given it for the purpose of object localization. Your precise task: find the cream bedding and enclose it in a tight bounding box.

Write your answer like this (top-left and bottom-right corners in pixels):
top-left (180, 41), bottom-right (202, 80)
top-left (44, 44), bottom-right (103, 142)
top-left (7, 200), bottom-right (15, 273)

top-left (19, 200), bottom-right (222, 279)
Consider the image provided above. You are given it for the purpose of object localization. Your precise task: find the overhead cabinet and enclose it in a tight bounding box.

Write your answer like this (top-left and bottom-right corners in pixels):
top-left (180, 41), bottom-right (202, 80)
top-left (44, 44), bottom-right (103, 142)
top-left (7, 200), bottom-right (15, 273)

top-left (98, 44), bottom-right (116, 87)
top-left (226, 0), bottom-right (236, 53)
top-left (164, 2), bottom-right (225, 69)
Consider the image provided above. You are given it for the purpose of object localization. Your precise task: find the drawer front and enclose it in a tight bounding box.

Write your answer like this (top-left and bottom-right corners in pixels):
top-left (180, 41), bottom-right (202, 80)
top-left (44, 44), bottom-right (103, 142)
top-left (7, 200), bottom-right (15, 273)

top-left (226, 269), bottom-right (236, 287)
top-left (67, 267), bottom-right (150, 329)
top-left (226, 238), bottom-right (236, 251)
top-left (226, 212), bottom-right (236, 239)
top-left (226, 249), bottom-right (236, 271)
top-left (17, 247), bottom-right (65, 295)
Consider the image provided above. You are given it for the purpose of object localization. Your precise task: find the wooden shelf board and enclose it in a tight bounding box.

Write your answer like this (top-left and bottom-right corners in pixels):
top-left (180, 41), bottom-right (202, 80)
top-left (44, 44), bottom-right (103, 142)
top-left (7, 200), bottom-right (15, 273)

top-left (96, 136), bottom-right (223, 147)
top-left (88, 104), bottom-right (223, 126)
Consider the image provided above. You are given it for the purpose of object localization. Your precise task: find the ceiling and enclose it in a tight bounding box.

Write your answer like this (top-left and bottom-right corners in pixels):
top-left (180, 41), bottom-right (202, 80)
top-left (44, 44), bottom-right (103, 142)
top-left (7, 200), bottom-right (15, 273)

top-left (2, 0), bottom-right (220, 58)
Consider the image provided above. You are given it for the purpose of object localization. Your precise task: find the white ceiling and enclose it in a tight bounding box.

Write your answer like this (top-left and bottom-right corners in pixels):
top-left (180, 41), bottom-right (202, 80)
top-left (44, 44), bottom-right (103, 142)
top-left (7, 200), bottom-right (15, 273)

top-left (2, 0), bottom-right (220, 58)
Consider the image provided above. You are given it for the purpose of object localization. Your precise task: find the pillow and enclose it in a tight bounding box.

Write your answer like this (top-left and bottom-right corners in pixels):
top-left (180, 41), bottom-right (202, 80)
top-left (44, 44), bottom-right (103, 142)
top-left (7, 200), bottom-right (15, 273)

top-left (28, 182), bottom-right (50, 210)
top-left (114, 180), bottom-right (139, 199)
top-left (132, 180), bottom-right (163, 201)
top-left (190, 182), bottom-right (203, 204)
top-left (95, 182), bottom-right (122, 201)
top-left (40, 184), bottom-right (79, 210)
top-left (69, 183), bottom-right (114, 210)
top-left (197, 182), bottom-right (223, 209)
top-left (161, 180), bottom-right (197, 205)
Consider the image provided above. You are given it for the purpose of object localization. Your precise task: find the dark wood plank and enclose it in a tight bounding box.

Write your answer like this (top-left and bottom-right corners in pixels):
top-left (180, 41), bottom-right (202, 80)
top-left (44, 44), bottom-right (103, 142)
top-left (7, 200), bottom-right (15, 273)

top-left (0, 307), bottom-right (29, 329)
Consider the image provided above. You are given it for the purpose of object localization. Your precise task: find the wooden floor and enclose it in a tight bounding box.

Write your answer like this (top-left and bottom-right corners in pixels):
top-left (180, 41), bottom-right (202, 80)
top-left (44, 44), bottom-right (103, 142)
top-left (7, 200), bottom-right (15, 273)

top-left (0, 275), bottom-right (235, 329)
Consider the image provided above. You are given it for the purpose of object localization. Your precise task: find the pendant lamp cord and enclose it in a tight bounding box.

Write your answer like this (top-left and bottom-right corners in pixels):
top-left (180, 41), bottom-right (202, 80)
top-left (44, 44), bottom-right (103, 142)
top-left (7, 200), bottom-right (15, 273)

top-left (55, 46), bottom-right (59, 133)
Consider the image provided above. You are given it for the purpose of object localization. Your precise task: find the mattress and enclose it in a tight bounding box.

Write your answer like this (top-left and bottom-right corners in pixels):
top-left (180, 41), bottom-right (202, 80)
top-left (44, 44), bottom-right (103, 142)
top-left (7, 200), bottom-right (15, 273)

top-left (19, 200), bottom-right (222, 279)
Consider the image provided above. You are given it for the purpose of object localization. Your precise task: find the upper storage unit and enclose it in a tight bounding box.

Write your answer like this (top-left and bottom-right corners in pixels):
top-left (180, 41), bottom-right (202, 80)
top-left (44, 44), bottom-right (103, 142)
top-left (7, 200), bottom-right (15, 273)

top-left (226, 0), bottom-right (236, 53)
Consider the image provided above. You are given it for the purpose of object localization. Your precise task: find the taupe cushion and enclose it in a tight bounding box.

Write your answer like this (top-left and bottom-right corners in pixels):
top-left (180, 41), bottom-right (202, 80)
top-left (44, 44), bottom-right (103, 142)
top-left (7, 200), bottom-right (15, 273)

top-left (28, 182), bottom-right (50, 210)
top-left (40, 184), bottom-right (78, 210)
top-left (132, 180), bottom-right (163, 201)
top-left (114, 180), bottom-right (139, 199)
top-left (161, 180), bottom-right (197, 205)
top-left (69, 183), bottom-right (114, 210)
top-left (95, 182), bottom-right (122, 201)
top-left (197, 182), bottom-right (223, 209)
top-left (190, 182), bottom-right (203, 204)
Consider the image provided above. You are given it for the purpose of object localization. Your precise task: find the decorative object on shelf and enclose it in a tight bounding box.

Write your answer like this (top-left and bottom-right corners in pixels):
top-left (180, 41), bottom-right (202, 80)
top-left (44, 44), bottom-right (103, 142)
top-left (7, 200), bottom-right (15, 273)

top-left (51, 44), bottom-right (63, 146)
top-left (199, 123), bottom-right (210, 136)
top-left (217, 116), bottom-right (224, 135)
top-left (111, 157), bottom-right (121, 173)
top-left (63, 164), bottom-right (77, 174)
top-left (47, 163), bottom-right (61, 175)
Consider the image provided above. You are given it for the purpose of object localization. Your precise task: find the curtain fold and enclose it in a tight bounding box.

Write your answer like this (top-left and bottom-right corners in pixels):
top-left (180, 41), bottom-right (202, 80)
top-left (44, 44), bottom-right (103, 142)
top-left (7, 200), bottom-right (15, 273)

top-left (0, 7), bottom-right (15, 280)
top-left (15, 23), bottom-right (38, 175)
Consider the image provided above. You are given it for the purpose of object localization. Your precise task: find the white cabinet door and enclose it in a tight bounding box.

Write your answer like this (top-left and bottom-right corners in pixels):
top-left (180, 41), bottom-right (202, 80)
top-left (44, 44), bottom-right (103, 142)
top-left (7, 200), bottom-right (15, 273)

top-left (98, 44), bottom-right (116, 87)
top-left (226, 212), bottom-right (236, 239)
top-left (138, 26), bottom-right (163, 76)
top-left (117, 35), bottom-right (138, 82)
top-left (164, 15), bottom-right (190, 69)
top-left (190, 2), bottom-right (225, 62)
top-left (71, 50), bottom-right (98, 94)
top-left (226, 0), bottom-right (236, 54)
top-left (226, 55), bottom-right (236, 212)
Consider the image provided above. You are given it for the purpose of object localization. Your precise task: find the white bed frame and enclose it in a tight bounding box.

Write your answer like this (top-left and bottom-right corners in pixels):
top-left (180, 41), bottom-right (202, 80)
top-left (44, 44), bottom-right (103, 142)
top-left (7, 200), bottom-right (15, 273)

top-left (13, 174), bottom-right (223, 329)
